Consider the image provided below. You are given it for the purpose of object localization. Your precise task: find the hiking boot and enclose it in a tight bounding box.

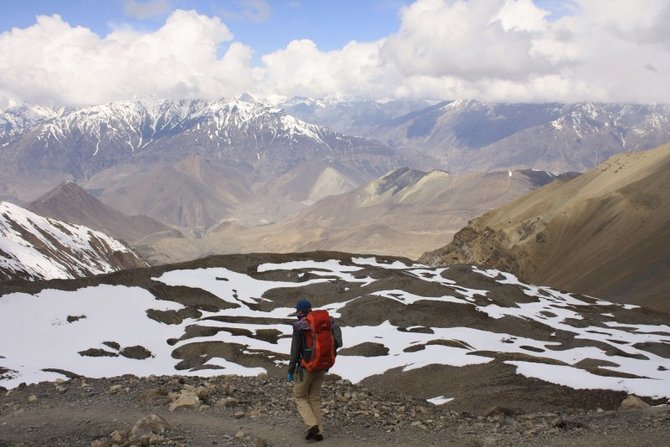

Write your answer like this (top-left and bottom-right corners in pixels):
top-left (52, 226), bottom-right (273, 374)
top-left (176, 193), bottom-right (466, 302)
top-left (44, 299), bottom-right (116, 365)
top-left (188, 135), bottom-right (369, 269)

top-left (305, 425), bottom-right (320, 440)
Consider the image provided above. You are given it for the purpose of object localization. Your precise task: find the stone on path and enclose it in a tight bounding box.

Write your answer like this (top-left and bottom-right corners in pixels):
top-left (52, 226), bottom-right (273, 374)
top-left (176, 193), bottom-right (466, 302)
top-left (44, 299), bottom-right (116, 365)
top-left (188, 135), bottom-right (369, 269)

top-left (169, 391), bottom-right (201, 412)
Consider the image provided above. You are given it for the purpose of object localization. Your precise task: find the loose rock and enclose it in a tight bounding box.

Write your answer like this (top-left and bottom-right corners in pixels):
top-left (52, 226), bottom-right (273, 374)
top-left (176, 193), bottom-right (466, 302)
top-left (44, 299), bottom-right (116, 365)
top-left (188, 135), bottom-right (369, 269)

top-left (620, 395), bottom-right (651, 411)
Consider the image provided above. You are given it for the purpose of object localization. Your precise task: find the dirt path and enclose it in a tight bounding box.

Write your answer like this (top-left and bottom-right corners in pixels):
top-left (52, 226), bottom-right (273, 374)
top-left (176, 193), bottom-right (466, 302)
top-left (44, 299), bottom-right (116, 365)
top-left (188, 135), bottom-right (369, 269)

top-left (1, 405), bottom-right (441, 447)
top-left (1, 375), bottom-right (669, 447)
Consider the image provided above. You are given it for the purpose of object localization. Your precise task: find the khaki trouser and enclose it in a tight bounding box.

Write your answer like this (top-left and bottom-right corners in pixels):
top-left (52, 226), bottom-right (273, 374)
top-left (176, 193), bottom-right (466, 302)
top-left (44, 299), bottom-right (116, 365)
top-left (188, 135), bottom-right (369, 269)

top-left (293, 369), bottom-right (326, 429)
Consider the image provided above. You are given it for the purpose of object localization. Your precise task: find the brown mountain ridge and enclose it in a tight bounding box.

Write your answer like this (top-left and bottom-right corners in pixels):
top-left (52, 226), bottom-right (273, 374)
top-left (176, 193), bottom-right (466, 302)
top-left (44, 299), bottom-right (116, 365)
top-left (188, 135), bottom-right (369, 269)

top-left (28, 182), bottom-right (182, 247)
top-left (421, 143), bottom-right (670, 313)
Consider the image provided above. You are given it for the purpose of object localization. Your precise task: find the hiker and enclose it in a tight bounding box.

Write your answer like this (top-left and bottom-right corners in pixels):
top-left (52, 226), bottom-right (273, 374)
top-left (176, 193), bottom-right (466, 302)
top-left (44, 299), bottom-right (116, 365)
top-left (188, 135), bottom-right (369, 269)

top-left (288, 299), bottom-right (343, 442)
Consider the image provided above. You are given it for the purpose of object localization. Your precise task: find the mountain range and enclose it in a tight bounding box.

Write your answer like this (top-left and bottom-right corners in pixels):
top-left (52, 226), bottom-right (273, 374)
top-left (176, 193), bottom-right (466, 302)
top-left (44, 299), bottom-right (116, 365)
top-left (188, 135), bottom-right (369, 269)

top-left (0, 98), bottom-right (427, 230)
top-left (287, 99), bottom-right (670, 173)
top-left (0, 200), bottom-right (146, 281)
top-left (27, 167), bottom-right (559, 264)
top-left (2, 98), bottom-right (669, 236)
top-left (421, 143), bottom-right (670, 314)
top-left (2, 97), bottom-right (670, 314)
top-left (281, 97), bottom-right (432, 139)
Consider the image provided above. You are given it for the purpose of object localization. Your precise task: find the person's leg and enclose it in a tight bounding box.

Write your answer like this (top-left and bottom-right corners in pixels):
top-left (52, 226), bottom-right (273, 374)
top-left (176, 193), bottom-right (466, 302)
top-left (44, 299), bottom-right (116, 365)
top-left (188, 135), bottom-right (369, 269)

top-left (307, 370), bottom-right (326, 431)
top-left (293, 370), bottom-right (318, 428)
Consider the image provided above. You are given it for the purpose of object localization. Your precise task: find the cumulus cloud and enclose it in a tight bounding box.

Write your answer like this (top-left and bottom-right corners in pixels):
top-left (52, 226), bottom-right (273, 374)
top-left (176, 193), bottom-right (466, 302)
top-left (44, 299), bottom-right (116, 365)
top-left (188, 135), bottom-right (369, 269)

top-left (263, 0), bottom-right (669, 103)
top-left (380, 0), bottom-right (556, 80)
top-left (378, 0), bottom-right (670, 103)
top-left (544, 0), bottom-right (670, 103)
top-left (258, 39), bottom-right (396, 99)
top-left (0, 0), bottom-right (669, 106)
top-left (0, 10), bottom-right (252, 106)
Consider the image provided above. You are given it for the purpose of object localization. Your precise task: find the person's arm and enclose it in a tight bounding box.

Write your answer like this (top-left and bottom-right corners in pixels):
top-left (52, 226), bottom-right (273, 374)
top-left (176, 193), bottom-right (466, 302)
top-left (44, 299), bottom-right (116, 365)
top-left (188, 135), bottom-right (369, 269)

top-left (288, 330), bottom-right (302, 375)
top-left (332, 324), bottom-right (343, 351)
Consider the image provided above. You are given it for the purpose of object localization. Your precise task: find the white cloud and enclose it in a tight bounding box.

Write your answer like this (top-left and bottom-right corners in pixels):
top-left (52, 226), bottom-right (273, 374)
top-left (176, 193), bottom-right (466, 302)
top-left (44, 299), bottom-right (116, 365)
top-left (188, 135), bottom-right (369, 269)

top-left (551, 0), bottom-right (670, 103)
top-left (0, 10), bottom-right (252, 106)
top-left (258, 39), bottom-right (396, 99)
top-left (495, 0), bottom-right (548, 32)
top-left (378, 0), bottom-right (670, 103)
top-left (0, 0), bottom-right (669, 106)
top-left (379, 0), bottom-right (556, 80)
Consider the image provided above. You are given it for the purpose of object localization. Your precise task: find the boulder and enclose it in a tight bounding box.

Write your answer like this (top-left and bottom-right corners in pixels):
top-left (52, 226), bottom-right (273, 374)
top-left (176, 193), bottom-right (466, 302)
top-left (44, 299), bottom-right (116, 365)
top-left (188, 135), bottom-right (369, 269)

top-left (169, 392), bottom-right (201, 412)
top-left (338, 342), bottom-right (389, 357)
top-left (109, 429), bottom-right (128, 444)
top-left (619, 395), bottom-right (651, 410)
top-left (131, 414), bottom-right (172, 436)
top-left (139, 387), bottom-right (169, 403)
top-left (195, 386), bottom-right (211, 402)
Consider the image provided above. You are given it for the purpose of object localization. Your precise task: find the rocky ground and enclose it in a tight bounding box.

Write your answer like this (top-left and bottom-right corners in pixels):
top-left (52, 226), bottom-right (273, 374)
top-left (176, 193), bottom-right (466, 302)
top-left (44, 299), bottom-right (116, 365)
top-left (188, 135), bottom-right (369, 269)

top-left (1, 374), bottom-right (669, 447)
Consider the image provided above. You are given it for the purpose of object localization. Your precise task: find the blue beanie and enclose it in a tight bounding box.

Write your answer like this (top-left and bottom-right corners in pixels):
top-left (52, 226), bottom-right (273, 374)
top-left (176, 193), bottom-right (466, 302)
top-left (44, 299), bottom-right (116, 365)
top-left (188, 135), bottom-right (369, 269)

top-left (296, 299), bottom-right (312, 312)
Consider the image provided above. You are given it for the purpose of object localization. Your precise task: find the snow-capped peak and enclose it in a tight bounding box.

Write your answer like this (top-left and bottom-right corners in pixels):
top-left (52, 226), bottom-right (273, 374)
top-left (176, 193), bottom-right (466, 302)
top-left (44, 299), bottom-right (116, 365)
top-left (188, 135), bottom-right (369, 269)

top-left (0, 104), bottom-right (69, 143)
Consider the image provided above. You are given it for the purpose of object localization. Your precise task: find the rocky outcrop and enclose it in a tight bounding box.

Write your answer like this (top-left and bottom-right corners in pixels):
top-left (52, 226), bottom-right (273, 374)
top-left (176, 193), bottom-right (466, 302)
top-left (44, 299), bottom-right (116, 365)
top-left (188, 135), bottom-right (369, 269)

top-left (420, 225), bottom-right (521, 276)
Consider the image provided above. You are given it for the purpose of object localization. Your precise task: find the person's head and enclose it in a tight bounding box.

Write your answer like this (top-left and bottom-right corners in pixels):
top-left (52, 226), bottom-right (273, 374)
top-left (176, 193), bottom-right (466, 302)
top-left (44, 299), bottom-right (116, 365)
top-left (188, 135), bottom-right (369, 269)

top-left (295, 299), bottom-right (312, 319)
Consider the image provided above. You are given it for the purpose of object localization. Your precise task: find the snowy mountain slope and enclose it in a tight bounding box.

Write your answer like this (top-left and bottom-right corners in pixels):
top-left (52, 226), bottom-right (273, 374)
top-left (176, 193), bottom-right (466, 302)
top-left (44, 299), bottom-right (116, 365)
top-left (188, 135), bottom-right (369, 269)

top-left (4, 98), bottom-right (669, 185)
top-left (1, 97), bottom-right (402, 187)
top-left (0, 201), bottom-right (147, 281)
top-left (0, 104), bottom-right (68, 147)
top-left (1, 253), bottom-right (669, 410)
top-left (282, 97), bottom-right (433, 136)
top-left (0, 97), bottom-right (420, 230)
top-left (359, 100), bottom-right (670, 173)
top-left (469, 103), bottom-right (670, 173)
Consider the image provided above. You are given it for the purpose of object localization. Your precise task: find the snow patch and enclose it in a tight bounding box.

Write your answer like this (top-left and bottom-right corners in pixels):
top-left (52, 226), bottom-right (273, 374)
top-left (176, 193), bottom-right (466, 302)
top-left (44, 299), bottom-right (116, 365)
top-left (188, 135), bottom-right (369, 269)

top-left (427, 396), bottom-right (454, 405)
top-left (1, 256), bottom-right (669, 400)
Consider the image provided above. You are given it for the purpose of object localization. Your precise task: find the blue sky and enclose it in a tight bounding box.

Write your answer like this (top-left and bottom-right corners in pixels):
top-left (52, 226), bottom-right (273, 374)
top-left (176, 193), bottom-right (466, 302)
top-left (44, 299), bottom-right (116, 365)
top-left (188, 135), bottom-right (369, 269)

top-left (0, 0), bottom-right (668, 106)
top-left (0, 0), bottom-right (414, 58)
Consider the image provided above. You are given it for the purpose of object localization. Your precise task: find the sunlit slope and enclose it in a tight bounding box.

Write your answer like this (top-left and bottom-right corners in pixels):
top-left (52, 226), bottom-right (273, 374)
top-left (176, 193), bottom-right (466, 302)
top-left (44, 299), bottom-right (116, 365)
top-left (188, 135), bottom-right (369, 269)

top-left (422, 143), bottom-right (670, 312)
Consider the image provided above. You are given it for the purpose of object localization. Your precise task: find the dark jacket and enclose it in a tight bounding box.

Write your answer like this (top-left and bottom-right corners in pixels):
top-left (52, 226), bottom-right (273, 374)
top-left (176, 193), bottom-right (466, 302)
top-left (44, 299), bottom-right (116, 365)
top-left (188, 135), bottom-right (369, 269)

top-left (288, 315), bottom-right (343, 375)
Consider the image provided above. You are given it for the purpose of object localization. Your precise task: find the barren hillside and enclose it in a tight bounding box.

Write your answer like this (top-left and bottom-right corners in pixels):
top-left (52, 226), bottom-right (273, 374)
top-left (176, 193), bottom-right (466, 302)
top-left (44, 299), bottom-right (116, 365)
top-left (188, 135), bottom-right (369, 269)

top-left (421, 143), bottom-right (670, 313)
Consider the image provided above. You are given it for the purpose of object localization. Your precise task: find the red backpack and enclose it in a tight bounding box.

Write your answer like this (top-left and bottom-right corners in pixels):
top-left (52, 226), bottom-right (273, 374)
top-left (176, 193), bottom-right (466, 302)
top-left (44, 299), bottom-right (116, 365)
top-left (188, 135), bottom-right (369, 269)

top-left (300, 310), bottom-right (336, 372)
